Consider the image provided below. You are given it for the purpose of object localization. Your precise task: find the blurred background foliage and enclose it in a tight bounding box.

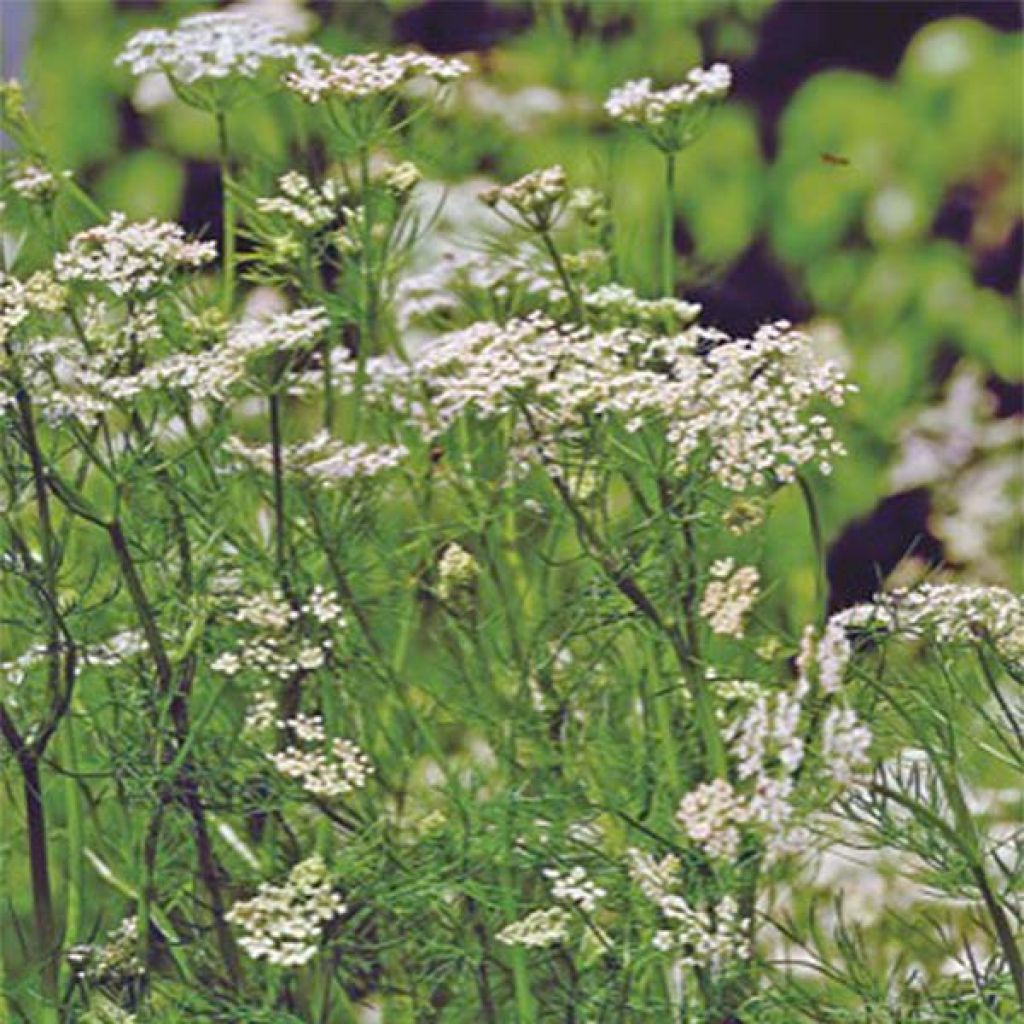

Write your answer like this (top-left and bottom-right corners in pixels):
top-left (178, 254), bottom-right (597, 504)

top-left (6, 0), bottom-right (1023, 605)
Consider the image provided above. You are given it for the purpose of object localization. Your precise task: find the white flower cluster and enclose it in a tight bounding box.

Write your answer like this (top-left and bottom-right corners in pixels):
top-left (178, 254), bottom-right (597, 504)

top-left (227, 305), bottom-right (331, 359)
top-left (19, 304), bottom-right (330, 427)
top-left (836, 583), bottom-right (1024, 670)
top-left (0, 630), bottom-right (149, 708)
top-left (797, 619), bottom-right (852, 695)
top-left (627, 851), bottom-right (749, 969)
top-left (606, 64), bottom-right (731, 150)
top-left (676, 778), bottom-right (749, 861)
top-left (800, 583), bottom-right (1024, 698)
top-left (402, 316), bottom-right (849, 493)
top-left (54, 213), bottom-right (215, 298)
top-left (378, 160), bottom-right (422, 200)
top-left (256, 171), bottom-right (345, 230)
top-left (437, 543), bottom-right (480, 603)
top-left (7, 161), bottom-right (68, 202)
top-left (225, 432), bottom-right (407, 485)
top-left (117, 12), bottom-right (295, 87)
top-left (285, 47), bottom-right (468, 105)
top-left (543, 865), bottom-right (606, 913)
top-left (699, 559), bottom-right (761, 638)
top-left (226, 855), bottom-right (345, 967)
top-left (480, 165), bottom-right (568, 230)
top-left (716, 656), bottom-right (872, 860)
top-left (626, 848), bottom-right (680, 905)
top-left (212, 584), bottom-right (345, 689)
top-left (582, 284), bottom-right (701, 331)
top-left (496, 906), bottom-right (570, 949)
top-left (0, 270), bottom-right (65, 344)
top-left (74, 916), bottom-right (145, 984)
top-left (268, 713), bottom-right (373, 798)
top-left (821, 708), bottom-right (872, 786)
top-left (651, 894), bottom-right (749, 969)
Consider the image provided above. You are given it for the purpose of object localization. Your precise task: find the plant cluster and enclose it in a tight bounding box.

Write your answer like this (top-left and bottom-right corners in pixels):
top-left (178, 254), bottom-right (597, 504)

top-left (0, 10), bottom-right (1020, 1024)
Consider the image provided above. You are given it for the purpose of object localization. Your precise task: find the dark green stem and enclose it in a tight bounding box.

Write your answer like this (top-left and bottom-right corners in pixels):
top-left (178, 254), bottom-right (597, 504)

top-left (662, 152), bottom-right (676, 297)
top-left (216, 109), bottom-right (235, 314)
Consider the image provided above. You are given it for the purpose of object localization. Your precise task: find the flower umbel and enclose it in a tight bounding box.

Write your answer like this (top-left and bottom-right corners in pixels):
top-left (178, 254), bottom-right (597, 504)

top-left (606, 64), bottom-right (732, 151)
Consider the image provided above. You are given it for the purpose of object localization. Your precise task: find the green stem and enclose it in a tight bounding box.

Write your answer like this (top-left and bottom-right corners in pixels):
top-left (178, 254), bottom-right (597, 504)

top-left (268, 391), bottom-right (288, 579)
top-left (797, 473), bottom-right (827, 624)
top-left (353, 145), bottom-right (374, 440)
top-left (58, 712), bottom-right (84, 1000)
top-left (0, 766), bottom-right (10, 1024)
top-left (216, 109), bottom-right (235, 314)
top-left (540, 230), bottom-right (584, 322)
top-left (662, 152), bottom-right (676, 297)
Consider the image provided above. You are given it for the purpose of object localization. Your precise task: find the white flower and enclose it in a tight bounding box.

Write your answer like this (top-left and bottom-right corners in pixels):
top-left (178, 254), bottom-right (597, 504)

top-left (437, 543), bottom-right (479, 602)
top-left (699, 559), bottom-right (760, 638)
top-left (583, 283), bottom-right (701, 331)
top-left (829, 583), bottom-right (1023, 672)
top-left (54, 214), bottom-right (215, 298)
top-left (626, 848), bottom-right (680, 905)
top-left (8, 161), bottom-right (69, 202)
top-left (268, 714), bottom-right (373, 798)
top-left (496, 907), bottom-right (570, 948)
top-left (226, 855), bottom-right (345, 967)
top-left (225, 432), bottom-right (406, 484)
top-left (256, 171), bottom-right (345, 230)
top-left (676, 778), bottom-right (748, 861)
top-left (80, 917), bottom-right (145, 983)
top-left (606, 64), bottom-right (731, 151)
top-left (480, 165), bottom-right (568, 230)
top-left (285, 47), bottom-right (468, 105)
top-left (543, 865), bottom-right (606, 913)
top-left (117, 12), bottom-right (295, 88)
top-left (395, 316), bottom-right (849, 493)
top-left (821, 708), bottom-right (872, 785)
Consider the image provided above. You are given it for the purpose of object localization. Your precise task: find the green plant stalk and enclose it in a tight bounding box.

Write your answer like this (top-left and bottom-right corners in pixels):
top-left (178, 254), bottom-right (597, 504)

top-left (11, 389), bottom-right (62, 1018)
top-left (522, 404), bottom-right (727, 778)
top-left (58, 711), bottom-right (84, 1001)
top-left (796, 473), bottom-right (827, 624)
top-left (648, 658), bottom-right (681, 800)
top-left (352, 143), bottom-right (375, 441)
top-left (136, 802), bottom-right (165, 992)
top-left (935, 758), bottom-right (1024, 1007)
top-left (20, 755), bottom-right (58, 1023)
top-left (540, 229), bottom-right (584, 322)
top-left (0, 771), bottom-right (9, 1024)
top-left (216, 109), bottom-right (235, 314)
top-left (268, 390), bottom-right (289, 579)
top-left (662, 152), bottom-right (676, 297)
top-left (499, 810), bottom-right (537, 1022)
top-left (84, 845), bottom-right (192, 981)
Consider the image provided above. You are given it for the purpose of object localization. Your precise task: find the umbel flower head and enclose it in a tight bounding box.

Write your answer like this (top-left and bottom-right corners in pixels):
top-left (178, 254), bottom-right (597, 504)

top-left (480, 165), bottom-right (568, 233)
top-left (285, 47), bottom-right (468, 105)
top-left (226, 855), bottom-right (346, 967)
top-left (606, 63), bottom-right (732, 152)
top-left (54, 213), bottom-right (216, 299)
top-left (116, 12), bottom-right (297, 109)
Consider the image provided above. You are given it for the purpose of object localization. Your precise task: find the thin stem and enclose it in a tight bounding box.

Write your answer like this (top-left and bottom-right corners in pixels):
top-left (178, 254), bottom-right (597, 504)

top-left (216, 109), bottom-right (235, 314)
top-left (322, 337), bottom-right (334, 434)
top-left (21, 754), bottom-right (58, 1013)
top-left (268, 391), bottom-right (288, 578)
top-left (662, 151), bottom-right (676, 298)
top-left (0, 765), bottom-right (10, 1024)
top-left (540, 230), bottom-right (584, 322)
top-left (107, 520), bottom-right (174, 693)
top-left (797, 473), bottom-right (828, 623)
top-left (58, 712), bottom-right (84, 1001)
